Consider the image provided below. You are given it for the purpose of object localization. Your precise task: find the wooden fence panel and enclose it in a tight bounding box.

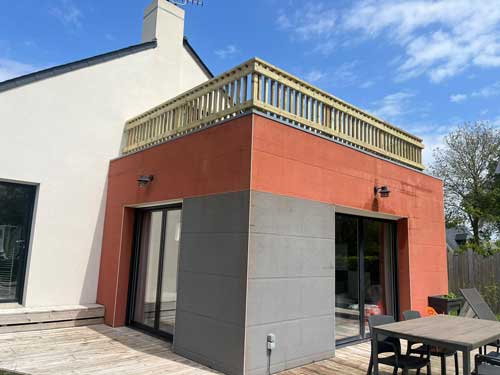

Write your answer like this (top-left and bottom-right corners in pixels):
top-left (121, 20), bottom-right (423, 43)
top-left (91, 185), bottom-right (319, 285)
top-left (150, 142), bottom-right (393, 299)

top-left (448, 250), bottom-right (500, 314)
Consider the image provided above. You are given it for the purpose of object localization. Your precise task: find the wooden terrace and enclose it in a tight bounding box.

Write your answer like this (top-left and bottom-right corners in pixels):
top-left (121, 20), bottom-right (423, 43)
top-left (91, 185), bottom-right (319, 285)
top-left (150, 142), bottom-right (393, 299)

top-left (122, 58), bottom-right (424, 170)
top-left (0, 324), bottom-right (480, 375)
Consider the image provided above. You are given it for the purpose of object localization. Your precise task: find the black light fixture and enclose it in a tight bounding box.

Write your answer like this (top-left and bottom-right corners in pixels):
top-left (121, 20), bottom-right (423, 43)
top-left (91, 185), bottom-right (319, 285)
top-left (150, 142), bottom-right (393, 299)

top-left (137, 175), bottom-right (154, 187)
top-left (374, 185), bottom-right (391, 198)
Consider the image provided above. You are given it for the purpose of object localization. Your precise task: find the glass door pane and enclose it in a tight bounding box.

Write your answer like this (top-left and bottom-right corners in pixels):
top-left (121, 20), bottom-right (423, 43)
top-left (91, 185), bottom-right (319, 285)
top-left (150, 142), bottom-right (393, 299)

top-left (363, 219), bottom-right (394, 335)
top-left (158, 209), bottom-right (181, 335)
top-left (335, 215), bottom-right (361, 341)
top-left (130, 206), bottom-right (182, 337)
top-left (0, 182), bottom-right (35, 303)
top-left (132, 210), bottom-right (163, 328)
top-left (335, 214), bottom-right (396, 344)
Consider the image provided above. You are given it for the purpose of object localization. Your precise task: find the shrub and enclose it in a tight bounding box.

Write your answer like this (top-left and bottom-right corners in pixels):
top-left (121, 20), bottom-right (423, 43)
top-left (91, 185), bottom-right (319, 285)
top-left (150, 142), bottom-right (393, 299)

top-left (481, 284), bottom-right (500, 314)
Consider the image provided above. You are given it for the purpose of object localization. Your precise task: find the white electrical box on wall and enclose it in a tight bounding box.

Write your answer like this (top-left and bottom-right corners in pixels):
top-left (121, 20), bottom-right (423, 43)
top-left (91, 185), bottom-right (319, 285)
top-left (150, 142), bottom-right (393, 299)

top-left (267, 333), bottom-right (276, 350)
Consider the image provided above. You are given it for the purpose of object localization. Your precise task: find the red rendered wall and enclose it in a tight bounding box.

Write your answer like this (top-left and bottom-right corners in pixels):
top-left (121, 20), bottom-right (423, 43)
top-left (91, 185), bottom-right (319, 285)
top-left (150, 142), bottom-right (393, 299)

top-left (97, 117), bottom-right (253, 326)
top-left (250, 114), bottom-right (448, 314)
top-left (98, 113), bottom-right (447, 326)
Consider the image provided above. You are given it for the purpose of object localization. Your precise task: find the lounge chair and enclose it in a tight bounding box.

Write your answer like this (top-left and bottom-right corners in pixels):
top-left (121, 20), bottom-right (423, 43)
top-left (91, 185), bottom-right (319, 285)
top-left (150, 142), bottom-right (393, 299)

top-left (367, 314), bottom-right (431, 375)
top-left (403, 310), bottom-right (459, 375)
top-left (460, 288), bottom-right (500, 353)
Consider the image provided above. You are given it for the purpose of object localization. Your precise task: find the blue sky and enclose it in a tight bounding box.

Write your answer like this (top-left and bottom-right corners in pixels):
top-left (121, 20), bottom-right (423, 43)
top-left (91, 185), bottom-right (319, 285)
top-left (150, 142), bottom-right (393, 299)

top-left (1, 0), bottom-right (500, 166)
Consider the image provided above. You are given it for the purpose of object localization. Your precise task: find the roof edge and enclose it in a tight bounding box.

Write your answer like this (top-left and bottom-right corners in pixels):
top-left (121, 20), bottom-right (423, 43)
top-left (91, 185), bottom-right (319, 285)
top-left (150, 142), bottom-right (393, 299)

top-left (0, 40), bottom-right (158, 93)
top-left (183, 37), bottom-right (213, 78)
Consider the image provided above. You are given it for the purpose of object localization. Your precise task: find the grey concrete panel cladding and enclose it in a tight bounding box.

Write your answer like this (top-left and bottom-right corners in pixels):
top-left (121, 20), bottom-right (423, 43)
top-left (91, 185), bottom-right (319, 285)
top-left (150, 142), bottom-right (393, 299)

top-left (249, 191), bottom-right (335, 239)
top-left (245, 316), bottom-right (335, 375)
top-left (247, 234), bottom-right (334, 278)
top-left (245, 191), bottom-right (335, 375)
top-left (174, 310), bottom-right (246, 375)
top-left (174, 190), bottom-right (335, 375)
top-left (181, 190), bottom-right (250, 234)
top-left (174, 191), bottom-right (250, 375)
top-left (180, 233), bottom-right (248, 278)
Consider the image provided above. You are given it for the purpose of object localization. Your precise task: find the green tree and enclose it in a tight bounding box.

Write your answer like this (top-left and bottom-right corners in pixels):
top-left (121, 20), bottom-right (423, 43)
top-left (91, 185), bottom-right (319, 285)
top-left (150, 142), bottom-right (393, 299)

top-left (429, 122), bottom-right (500, 254)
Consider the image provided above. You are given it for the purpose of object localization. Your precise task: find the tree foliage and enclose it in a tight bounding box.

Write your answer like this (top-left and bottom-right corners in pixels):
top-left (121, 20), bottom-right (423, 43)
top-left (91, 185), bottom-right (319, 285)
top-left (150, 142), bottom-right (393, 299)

top-left (429, 122), bottom-right (500, 255)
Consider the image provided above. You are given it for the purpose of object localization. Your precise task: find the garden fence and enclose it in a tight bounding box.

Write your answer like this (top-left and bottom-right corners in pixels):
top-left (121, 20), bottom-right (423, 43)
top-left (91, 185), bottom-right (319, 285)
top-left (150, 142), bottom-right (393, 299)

top-left (448, 250), bottom-right (500, 314)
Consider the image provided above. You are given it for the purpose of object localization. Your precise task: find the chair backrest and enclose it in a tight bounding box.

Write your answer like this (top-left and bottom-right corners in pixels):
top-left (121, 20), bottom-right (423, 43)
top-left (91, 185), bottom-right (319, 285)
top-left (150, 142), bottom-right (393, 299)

top-left (368, 315), bottom-right (400, 355)
top-left (368, 314), bottom-right (395, 336)
top-left (460, 288), bottom-right (498, 321)
top-left (403, 310), bottom-right (421, 320)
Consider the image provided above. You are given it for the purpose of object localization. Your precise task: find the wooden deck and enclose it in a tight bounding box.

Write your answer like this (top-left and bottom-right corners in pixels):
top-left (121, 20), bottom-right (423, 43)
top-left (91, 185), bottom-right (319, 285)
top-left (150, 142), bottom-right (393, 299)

top-left (0, 324), bottom-right (480, 374)
top-left (283, 341), bottom-right (478, 375)
top-left (0, 325), bottom-right (217, 375)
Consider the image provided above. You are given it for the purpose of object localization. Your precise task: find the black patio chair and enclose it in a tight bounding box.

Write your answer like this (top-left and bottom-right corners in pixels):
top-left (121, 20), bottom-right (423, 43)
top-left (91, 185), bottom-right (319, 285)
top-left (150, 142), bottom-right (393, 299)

top-left (473, 352), bottom-right (500, 375)
top-left (403, 310), bottom-right (459, 375)
top-left (367, 314), bottom-right (431, 375)
top-left (460, 288), bottom-right (500, 354)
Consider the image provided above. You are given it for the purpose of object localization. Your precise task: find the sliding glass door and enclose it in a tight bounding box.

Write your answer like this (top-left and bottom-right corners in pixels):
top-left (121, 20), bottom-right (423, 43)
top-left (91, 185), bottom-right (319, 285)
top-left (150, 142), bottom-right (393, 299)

top-left (129, 205), bottom-right (181, 338)
top-left (335, 214), bottom-right (397, 344)
top-left (335, 215), bottom-right (361, 341)
top-left (0, 181), bottom-right (36, 304)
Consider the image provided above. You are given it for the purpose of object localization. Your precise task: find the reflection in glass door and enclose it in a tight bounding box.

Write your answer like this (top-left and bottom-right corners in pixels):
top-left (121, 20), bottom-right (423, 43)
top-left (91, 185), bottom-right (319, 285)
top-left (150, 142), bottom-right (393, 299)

top-left (0, 181), bottom-right (36, 304)
top-left (363, 218), bottom-right (395, 336)
top-left (335, 214), bottom-right (397, 344)
top-left (132, 211), bottom-right (163, 329)
top-left (129, 206), bottom-right (181, 338)
top-left (334, 215), bottom-right (360, 341)
top-left (158, 209), bottom-right (181, 334)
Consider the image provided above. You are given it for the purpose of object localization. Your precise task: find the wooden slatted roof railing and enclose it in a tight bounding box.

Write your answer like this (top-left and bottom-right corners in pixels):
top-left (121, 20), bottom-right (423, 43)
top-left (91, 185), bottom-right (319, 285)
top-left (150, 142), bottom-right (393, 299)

top-left (122, 58), bottom-right (424, 170)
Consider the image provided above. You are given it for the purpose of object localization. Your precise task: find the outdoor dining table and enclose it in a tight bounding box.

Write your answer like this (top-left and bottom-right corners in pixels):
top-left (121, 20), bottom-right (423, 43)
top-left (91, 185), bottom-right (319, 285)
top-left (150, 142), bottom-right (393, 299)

top-left (372, 315), bottom-right (500, 375)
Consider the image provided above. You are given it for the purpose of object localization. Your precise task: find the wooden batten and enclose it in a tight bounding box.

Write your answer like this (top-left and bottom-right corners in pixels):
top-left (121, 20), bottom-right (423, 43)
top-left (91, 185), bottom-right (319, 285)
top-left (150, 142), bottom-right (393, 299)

top-left (121, 58), bottom-right (425, 170)
top-left (0, 304), bottom-right (104, 334)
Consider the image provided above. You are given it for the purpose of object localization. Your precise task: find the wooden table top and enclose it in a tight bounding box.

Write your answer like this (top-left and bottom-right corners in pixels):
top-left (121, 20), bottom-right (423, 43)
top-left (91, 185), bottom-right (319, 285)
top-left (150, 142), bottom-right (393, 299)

top-left (373, 315), bottom-right (500, 351)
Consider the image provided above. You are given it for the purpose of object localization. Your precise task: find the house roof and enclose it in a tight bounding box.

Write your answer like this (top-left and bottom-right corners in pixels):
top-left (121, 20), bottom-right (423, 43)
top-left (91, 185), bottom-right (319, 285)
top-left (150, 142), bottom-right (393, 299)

top-left (0, 38), bottom-right (212, 94)
top-left (183, 37), bottom-right (213, 78)
top-left (446, 226), bottom-right (472, 251)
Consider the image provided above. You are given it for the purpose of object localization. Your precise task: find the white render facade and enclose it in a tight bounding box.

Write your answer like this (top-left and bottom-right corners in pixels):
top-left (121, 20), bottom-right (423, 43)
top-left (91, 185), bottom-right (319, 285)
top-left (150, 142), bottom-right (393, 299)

top-left (0, 0), bottom-right (210, 308)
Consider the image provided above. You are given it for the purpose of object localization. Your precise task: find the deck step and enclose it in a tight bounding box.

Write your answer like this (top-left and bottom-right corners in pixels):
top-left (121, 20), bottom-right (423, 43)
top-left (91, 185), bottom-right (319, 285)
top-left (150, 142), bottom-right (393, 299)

top-left (0, 304), bottom-right (104, 334)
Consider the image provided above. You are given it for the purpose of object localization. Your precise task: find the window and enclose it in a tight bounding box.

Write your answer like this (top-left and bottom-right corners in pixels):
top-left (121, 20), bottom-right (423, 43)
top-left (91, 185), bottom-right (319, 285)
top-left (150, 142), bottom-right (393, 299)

top-left (0, 181), bottom-right (36, 303)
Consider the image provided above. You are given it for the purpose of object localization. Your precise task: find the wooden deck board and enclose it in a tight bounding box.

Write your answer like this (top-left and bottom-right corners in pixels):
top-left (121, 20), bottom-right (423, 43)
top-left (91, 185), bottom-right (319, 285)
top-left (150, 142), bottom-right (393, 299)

top-left (0, 324), bottom-right (483, 374)
top-left (0, 304), bottom-right (104, 334)
top-left (283, 341), bottom-right (482, 375)
top-left (0, 325), bottom-right (218, 375)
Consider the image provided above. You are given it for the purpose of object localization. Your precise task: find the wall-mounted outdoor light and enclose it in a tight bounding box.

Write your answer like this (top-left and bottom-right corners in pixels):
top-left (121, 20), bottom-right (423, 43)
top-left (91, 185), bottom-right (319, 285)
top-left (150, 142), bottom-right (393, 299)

top-left (137, 175), bottom-right (154, 187)
top-left (374, 185), bottom-right (391, 198)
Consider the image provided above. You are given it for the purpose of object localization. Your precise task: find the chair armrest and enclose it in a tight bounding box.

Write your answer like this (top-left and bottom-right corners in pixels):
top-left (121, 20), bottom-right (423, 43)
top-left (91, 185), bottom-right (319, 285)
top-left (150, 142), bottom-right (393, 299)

top-left (406, 340), bottom-right (430, 355)
top-left (408, 341), bottom-right (425, 351)
top-left (381, 340), bottom-right (401, 357)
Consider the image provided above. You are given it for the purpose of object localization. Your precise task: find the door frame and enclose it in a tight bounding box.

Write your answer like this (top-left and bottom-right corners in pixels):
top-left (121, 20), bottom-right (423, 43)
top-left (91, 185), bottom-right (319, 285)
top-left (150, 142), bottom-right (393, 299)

top-left (335, 213), bottom-right (399, 347)
top-left (0, 180), bottom-right (37, 305)
top-left (126, 203), bottom-right (182, 341)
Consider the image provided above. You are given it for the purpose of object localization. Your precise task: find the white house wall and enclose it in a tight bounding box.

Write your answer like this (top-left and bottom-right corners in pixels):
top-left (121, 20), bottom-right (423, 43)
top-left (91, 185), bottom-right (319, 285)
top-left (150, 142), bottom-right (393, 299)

top-left (0, 0), bottom-right (209, 308)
